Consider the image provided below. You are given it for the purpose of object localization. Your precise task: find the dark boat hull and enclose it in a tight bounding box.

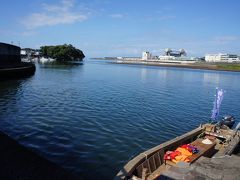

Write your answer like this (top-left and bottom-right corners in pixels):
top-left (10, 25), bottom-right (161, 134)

top-left (0, 63), bottom-right (36, 80)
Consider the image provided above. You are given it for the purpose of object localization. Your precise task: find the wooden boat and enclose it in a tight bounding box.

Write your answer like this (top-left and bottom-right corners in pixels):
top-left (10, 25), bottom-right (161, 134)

top-left (115, 123), bottom-right (240, 180)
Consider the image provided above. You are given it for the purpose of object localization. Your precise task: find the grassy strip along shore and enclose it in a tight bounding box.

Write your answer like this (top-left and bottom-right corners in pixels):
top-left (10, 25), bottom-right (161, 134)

top-left (217, 64), bottom-right (240, 71)
top-left (112, 60), bottom-right (240, 72)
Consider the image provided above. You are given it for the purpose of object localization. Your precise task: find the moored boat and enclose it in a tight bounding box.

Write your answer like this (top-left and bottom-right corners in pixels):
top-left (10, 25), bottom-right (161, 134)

top-left (115, 89), bottom-right (240, 180)
top-left (115, 123), bottom-right (240, 180)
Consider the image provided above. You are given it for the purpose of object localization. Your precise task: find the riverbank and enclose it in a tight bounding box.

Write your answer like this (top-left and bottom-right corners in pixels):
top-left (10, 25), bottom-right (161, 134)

top-left (112, 60), bottom-right (240, 72)
top-left (0, 131), bottom-right (78, 180)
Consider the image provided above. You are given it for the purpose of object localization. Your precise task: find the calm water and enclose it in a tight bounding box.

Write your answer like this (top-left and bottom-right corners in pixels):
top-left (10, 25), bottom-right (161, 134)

top-left (0, 60), bottom-right (239, 179)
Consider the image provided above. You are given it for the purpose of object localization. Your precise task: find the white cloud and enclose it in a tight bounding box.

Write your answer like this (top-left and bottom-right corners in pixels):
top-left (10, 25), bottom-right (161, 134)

top-left (22, 0), bottom-right (88, 29)
top-left (110, 14), bottom-right (124, 19)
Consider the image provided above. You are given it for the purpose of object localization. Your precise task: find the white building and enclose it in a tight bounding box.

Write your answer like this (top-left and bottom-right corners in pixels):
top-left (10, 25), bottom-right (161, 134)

top-left (142, 51), bottom-right (152, 60)
top-left (158, 55), bottom-right (176, 60)
top-left (205, 54), bottom-right (239, 62)
top-left (20, 49), bottom-right (27, 56)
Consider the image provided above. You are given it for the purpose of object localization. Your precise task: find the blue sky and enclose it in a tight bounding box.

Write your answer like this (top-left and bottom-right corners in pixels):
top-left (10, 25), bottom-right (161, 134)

top-left (0, 0), bottom-right (240, 57)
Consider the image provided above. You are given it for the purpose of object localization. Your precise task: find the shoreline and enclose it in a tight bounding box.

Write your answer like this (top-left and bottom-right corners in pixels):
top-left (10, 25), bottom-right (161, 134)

top-left (110, 60), bottom-right (240, 72)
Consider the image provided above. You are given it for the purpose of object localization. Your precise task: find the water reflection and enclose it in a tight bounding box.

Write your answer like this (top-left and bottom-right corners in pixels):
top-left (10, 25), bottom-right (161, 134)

top-left (203, 72), bottom-right (220, 86)
top-left (0, 79), bottom-right (30, 134)
top-left (39, 61), bottom-right (83, 69)
top-left (0, 79), bottom-right (27, 99)
top-left (140, 68), bottom-right (147, 82)
top-left (158, 69), bottom-right (168, 84)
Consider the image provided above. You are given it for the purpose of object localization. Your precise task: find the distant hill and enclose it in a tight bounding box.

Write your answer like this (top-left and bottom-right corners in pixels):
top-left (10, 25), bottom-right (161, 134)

top-left (40, 44), bottom-right (85, 61)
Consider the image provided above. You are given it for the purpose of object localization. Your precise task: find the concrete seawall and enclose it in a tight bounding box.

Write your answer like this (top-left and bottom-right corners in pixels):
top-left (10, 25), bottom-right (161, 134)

top-left (0, 42), bottom-right (35, 79)
top-left (0, 43), bottom-right (21, 64)
top-left (0, 63), bottom-right (36, 79)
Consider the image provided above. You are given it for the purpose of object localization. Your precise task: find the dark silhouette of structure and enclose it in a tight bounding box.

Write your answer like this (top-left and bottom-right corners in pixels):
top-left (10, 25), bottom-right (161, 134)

top-left (0, 42), bottom-right (35, 79)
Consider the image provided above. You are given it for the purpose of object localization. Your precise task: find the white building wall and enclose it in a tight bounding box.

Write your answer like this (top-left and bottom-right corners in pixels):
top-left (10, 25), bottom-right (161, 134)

top-left (158, 55), bottom-right (176, 60)
top-left (205, 54), bottom-right (239, 62)
top-left (142, 51), bottom-right (151, 60)
top-left (20, 50), bottom-right (27, 55)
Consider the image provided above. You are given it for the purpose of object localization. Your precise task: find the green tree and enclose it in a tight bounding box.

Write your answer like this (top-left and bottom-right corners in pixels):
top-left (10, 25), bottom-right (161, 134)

top-left (40, 44), bottom-right (85, 61)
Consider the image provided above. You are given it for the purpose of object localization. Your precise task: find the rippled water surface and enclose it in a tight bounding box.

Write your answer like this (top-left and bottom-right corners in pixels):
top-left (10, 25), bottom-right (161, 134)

top-left (0, 60), bottom-right (240, 179)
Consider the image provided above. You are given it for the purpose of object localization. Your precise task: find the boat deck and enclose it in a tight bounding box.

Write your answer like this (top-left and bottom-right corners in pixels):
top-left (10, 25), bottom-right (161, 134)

top-left (149, 132), bottom-right (240, 180)
top-left (164, 138), bottom-right (217, 167)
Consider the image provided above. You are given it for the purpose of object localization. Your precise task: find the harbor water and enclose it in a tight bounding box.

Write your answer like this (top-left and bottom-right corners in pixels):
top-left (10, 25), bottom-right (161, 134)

top-left (0, 60), bottom-right (239, 179)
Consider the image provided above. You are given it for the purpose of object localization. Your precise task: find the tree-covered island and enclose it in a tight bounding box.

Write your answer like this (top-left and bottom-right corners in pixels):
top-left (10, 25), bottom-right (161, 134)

top-left (40, 44), bottom-right (85, 61)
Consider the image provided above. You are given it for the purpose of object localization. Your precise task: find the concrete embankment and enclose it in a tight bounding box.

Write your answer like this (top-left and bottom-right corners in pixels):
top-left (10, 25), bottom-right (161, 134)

top-left (0, 62), bottom-right (36, 79)
top-left (0, 131), bottom-right (79, 180)
top-left (0, 42), bottom-right (36, 79)
top-left (112, 60), bottom-right (240, 72)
